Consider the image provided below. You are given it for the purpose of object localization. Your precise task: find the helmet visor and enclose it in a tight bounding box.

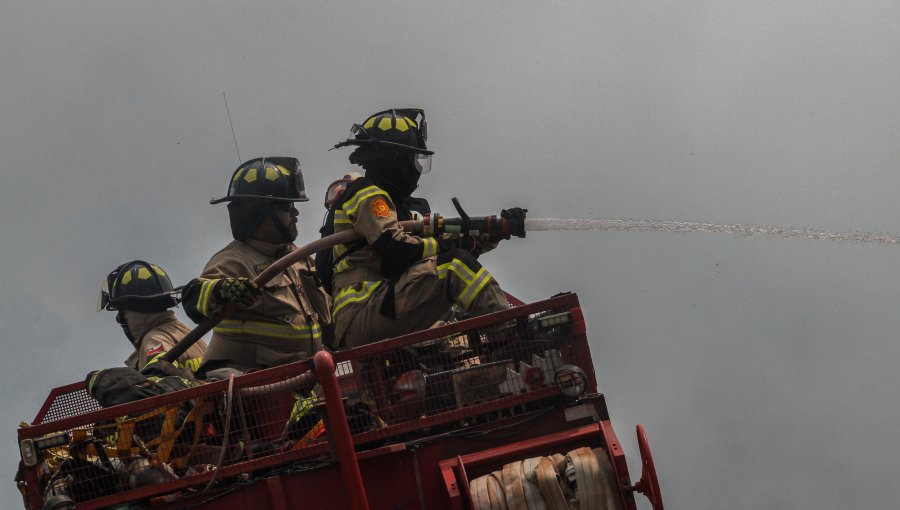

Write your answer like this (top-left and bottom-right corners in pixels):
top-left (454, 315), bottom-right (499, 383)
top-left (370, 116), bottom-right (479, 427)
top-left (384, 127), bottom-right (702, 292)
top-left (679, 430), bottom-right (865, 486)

top-left (413, 153), bottom-right (432, 174)
top-left (347, 123), bottom-right (369, 142)
top-left (97, 280), bottom-right (111, 312)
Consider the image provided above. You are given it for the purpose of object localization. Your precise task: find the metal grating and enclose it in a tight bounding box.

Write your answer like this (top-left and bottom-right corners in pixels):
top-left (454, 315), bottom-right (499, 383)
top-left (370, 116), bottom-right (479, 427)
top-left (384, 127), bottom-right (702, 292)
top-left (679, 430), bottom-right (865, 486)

top-left (39, 388), bottom-right (101, 424)
top-left (18, 294), bottom-right (591, 509)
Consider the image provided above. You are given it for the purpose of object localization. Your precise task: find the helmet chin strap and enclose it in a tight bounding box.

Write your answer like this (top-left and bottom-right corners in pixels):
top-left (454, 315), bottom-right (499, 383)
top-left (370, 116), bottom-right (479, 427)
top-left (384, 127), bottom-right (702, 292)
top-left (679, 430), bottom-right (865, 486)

top-left (268, 207), bottom-right (296, 244)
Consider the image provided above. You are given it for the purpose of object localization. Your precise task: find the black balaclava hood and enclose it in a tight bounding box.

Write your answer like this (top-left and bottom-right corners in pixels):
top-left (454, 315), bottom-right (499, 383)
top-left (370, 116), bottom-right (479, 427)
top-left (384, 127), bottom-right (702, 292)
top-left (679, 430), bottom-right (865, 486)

top-left (116, 310), bottom-right (137, 347)
top-left (228, 200), bottom-right (268, 240)
top-left (228, 200), bottom-right (294, 244)
top-left (350, 146), bottom-right (421, 202)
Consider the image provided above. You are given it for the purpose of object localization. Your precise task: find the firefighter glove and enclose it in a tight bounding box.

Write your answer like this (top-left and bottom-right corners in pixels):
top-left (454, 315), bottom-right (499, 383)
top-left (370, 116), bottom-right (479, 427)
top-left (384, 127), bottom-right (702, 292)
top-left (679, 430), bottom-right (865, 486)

top-left (457, 235), bottom-right (493, 258)
top-left (213, 277), bottom-right (261, 307)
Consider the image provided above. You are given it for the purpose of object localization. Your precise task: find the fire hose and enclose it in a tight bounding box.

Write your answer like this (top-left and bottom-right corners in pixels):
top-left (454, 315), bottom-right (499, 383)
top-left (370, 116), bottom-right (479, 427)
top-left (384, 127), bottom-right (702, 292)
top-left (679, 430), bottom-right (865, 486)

top-left (158, 201), bottom-right (527, 366)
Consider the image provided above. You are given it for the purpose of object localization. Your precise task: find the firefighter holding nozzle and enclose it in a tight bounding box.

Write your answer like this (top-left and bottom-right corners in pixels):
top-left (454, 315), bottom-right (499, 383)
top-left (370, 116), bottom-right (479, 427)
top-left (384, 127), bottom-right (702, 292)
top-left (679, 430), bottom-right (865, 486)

top-left (323, 108), bottom-right (525, 348)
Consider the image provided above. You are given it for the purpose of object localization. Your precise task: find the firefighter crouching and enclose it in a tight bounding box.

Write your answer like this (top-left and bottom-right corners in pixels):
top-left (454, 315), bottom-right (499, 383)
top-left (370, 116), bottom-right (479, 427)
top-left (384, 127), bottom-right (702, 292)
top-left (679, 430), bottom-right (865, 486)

top-left (98, 260), bottom-right (207, 373)
top-left (325, 108), bottom-right (524, 348)
top-left (182, 157), bottom-right (331, 375)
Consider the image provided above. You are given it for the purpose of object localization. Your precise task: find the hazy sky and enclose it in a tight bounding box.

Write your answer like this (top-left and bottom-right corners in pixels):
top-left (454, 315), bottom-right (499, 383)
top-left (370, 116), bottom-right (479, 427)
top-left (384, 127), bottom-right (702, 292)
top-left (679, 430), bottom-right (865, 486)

top-left (4, 1), bottom-right (900, 508)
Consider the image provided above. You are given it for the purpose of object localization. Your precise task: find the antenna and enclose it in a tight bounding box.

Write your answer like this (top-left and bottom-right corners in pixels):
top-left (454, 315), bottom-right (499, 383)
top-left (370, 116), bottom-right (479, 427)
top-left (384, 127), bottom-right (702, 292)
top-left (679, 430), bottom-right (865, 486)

top-left (223, 92), bottom-right (241, 163)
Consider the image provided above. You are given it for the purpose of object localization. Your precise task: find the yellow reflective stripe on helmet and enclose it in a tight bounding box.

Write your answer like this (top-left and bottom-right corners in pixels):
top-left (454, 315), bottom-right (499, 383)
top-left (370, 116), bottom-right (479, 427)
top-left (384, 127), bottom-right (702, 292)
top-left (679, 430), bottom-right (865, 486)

top-left (214, 320), bottom-right (322, 340)
top-left (341, 186), bottom-right (389, 218)
top-left (421, 237), bottom-right (438, 259)
top-left (198, 279), bottom-right (217, 316)
top-left (436, 258), bottom-right (491, 309)
top-left (333, 281), bottom-right (383, 316)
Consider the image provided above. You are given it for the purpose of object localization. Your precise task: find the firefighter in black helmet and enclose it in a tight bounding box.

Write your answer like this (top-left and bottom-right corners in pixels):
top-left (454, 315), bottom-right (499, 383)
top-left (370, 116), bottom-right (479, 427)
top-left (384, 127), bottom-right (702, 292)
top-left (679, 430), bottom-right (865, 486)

top-left (181, 157), bottom-right (331, 373)
top-left (98, 261), bottom-right (207, 373)
top-left (324, 109), bottom-right (522, 348)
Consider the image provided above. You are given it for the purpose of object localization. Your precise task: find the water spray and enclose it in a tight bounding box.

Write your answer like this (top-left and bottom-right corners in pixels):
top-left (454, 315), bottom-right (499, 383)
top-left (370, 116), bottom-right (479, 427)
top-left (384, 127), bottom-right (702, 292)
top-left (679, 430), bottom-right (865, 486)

top-left (159, 208), bottom-right (900, 365)
top-left (524, 218), bottom-right (900, 246)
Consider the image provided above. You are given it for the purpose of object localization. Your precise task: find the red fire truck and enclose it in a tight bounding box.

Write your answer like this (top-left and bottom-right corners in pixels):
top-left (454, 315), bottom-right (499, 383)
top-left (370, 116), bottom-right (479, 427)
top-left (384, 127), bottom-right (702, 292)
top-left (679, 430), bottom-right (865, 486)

top-left (17, 292), bottom-right (663, 510)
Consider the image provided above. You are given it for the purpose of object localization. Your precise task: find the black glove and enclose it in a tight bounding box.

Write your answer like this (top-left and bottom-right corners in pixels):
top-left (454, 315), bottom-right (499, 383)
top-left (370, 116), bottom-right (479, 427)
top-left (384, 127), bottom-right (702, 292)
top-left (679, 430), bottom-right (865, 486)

top-left (439, 236), bottom-right (488, 258)
top-left (457, 235), bottom-right (488, 257)
top-left (214, 277), bottom-right (261, 307)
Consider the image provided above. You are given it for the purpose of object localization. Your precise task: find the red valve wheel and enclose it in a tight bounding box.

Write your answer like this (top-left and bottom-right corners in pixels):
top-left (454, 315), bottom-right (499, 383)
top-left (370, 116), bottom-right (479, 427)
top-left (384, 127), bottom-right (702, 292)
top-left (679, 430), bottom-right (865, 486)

top-left (633, 424), bottom-right (664, 510)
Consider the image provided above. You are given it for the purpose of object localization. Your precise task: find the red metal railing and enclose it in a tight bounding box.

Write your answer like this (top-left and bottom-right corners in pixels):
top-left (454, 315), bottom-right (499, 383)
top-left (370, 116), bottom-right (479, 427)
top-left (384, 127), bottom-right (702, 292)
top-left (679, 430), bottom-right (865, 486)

top-left (18, 293), bottom-right (598, 509)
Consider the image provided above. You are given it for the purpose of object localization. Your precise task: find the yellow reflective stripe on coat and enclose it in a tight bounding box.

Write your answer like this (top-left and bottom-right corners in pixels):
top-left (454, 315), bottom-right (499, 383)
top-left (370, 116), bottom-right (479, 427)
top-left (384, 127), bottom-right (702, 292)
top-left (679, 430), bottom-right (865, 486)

top-left (333, 281), bottom-right (383, 316)
top-left (333, 244), bottom-right (352, 274)
top-left (182, 358), bottom-right (203, 373)
top-left (215, 319), bottom-right (322, 340)
top-left (286, 389), bottom-right (318, 426)
top-left (143, 352), bottom-right (167, 369)
top-left (458, 268), bottom-right (491, 309)
top-left (436, 258), bottom-right (492, 309)
top-left (341, 186), bottom-right (389, 218)
top-left (333, 209), bottom-right (352, 225)
top-left (143, 352), bottom-right (202, 373)
top-left (197, 279), bottom-right (217, 316)
top-left (421, 237), bottom-right (438, 259)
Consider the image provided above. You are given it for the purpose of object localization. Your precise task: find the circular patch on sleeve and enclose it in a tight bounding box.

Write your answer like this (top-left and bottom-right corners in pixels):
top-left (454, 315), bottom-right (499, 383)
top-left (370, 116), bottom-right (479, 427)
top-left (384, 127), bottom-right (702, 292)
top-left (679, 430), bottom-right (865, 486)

top-left (370, 197), bottom-right (391, 218)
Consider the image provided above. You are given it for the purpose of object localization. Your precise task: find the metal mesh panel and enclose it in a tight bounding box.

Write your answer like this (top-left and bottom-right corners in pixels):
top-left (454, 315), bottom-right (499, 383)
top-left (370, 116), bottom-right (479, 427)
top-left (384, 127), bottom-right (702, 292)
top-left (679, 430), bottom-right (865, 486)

top-left (21, 367), bottom-right (321, 507)
top-left (335, 306), bottom-right (580, 432)
top-left (20, 296), bottom-right (587, 508)
top-left (39, 388), bottom-right (101, 424)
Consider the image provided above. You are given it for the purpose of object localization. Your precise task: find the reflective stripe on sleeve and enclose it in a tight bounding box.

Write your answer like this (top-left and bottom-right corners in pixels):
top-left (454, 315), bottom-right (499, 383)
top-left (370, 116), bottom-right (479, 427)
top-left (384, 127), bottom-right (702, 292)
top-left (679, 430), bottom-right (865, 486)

top-left (332, 281), bottom-right (383, 316)
top-left (198, 279), bottom-right (217, 316)
top-left (333, 209), bottom-right (352, 225)
top-left (342, 186), bottom-right (390, 218)
top-left (421, 237), bottom-right (438, 259)
top-left (87, 371), bottom-right (101, 395)
top-left (214, 320), bottom-right (322, 340)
